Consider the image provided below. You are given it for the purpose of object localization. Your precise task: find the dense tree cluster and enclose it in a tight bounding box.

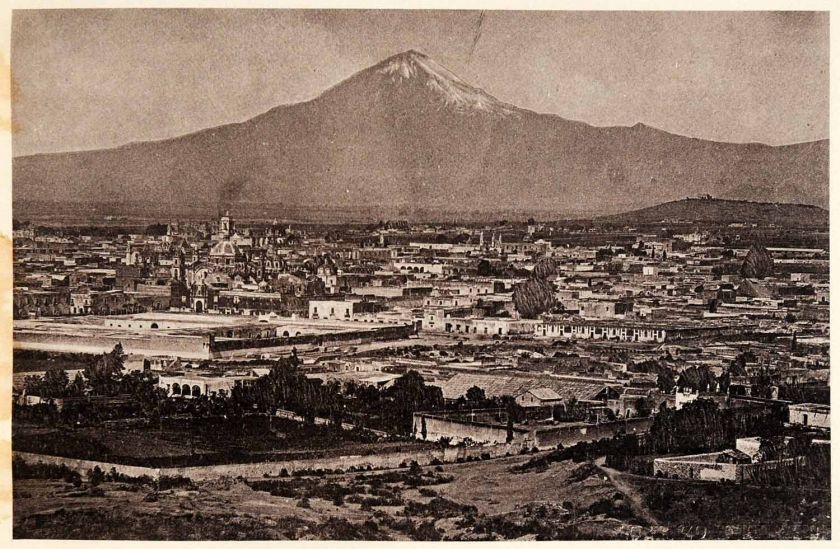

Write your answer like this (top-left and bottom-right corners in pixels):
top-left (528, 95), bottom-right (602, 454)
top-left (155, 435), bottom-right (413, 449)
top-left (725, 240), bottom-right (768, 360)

top-left (740, 243), bottom-right (774, 278)
top-left (513, 278), bottom-right (557, 319)
top-left (647, 399), bottom-right (784, 455)
top-left (18, 344), bottom-right (446, 436)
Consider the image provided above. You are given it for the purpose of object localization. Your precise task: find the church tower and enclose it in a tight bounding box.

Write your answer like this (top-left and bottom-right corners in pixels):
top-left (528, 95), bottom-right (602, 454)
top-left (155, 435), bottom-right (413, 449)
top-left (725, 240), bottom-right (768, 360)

top-left (220, 211), bottom-right (234, 238)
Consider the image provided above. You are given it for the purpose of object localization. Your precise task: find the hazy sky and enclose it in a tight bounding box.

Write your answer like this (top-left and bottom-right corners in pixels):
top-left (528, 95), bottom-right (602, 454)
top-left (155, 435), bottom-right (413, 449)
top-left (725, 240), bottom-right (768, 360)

top-left (11, 10), bottom-right (829, 156)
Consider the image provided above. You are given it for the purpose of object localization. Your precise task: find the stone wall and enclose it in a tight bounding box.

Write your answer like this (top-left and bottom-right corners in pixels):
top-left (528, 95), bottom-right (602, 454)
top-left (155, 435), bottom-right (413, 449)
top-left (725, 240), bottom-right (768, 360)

top-left (738, 457), bottom-right (806, 482)
top-left (13, 442), bottom-right (525, 483)
top-left (653, 453), bottom-right (738, 481)
top-left (211, 324), bottom-right (412, 358)
top-left (653, 453), bottom-right (806, 482)
top-left (414, 413), bottom-right (654, 450)
top-left (532, 417), bottom-right (654, 449)
top-left (413, 414), bottom-right (530, 446)
top-left (14, 451), bottom-right (160, 479)
top-left (14, 330), bottom-right (210, 359)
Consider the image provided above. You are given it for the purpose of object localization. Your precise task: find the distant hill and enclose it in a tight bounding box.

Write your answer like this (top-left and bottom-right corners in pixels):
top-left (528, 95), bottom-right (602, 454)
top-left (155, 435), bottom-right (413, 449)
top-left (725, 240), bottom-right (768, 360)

top-left (596, 198), bottom-right (829, 227)
top-left (13, 50), bottom-right (829, 219)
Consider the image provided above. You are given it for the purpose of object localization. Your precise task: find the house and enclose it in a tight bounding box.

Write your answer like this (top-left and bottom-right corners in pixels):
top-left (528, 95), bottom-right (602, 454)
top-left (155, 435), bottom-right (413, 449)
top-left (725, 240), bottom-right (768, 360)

top-left (788, 403), bottom-right (830, 430)
top-left (308, 299), bottom-right (380, 320)
top-left (516, 387), bottom-right (564, 409)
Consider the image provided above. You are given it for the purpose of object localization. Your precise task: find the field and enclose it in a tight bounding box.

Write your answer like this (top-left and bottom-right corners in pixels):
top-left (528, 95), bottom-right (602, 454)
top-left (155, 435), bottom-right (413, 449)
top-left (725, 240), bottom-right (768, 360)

top-left (12, 418), bottom-right (426, 468)
top-left (14, 452), bottom-right (828, 540)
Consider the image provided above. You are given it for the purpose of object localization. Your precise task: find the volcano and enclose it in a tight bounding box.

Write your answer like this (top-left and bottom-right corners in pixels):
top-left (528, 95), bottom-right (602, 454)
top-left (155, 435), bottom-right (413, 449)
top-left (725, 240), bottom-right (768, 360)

top-left (13, 50), bottom-right (829, 218)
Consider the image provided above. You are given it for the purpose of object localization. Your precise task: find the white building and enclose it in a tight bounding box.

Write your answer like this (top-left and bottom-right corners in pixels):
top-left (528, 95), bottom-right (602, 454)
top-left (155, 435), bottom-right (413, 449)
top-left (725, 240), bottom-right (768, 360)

top-left (788, 403), bottom-right (830, 430)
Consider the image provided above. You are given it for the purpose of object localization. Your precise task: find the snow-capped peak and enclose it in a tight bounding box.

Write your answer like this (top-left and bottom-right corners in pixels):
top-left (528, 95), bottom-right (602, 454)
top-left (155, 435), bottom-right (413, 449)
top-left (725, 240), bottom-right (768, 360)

top-left (376, 50), bottom-right (515, 116)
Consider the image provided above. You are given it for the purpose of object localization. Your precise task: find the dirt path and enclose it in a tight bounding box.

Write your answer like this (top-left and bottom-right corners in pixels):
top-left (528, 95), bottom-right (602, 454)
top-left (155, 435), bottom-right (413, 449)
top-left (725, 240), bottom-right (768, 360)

top-left (594, 457), bottom-right (661, 527)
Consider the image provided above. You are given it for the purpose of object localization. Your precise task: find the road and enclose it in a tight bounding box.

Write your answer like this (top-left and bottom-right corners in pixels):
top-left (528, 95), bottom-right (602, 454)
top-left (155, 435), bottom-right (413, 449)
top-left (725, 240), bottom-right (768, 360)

top-left (595, 456), bottom-right (662, 527)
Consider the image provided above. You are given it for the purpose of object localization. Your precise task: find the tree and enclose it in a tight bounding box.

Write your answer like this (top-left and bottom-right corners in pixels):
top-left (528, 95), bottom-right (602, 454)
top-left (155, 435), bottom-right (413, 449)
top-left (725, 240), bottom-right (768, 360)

top-left (465, 385), bottom-right (486, 403)
top-left (756, 436), bottom-right (787, 462)
top-left (84, 343), bottom-right (126, 396)
top-left (41, 366), bottom-right (69, 399)
top-left (421, 416), bottom-right (428, 440)
top-left (656, 372), bottom-right (676, 394)
top-left (532, 257), bottom-right (557, 279)
top-left (635, 397), bottom-right (652, 418)
top-left (23, 375), bottom-right (44, 397)
top-left (145, 223), bottom-right (168, 236)
top-left (385, 371), bottom-right (444, 434)
top-left (677, 365), bottom-right (717, 393)
top-left (513, 278), bottom-right (557, 319)
top-left (740, 243), bottom-right (774, 278)
top-left (69, 372), bottom-right (87, 397)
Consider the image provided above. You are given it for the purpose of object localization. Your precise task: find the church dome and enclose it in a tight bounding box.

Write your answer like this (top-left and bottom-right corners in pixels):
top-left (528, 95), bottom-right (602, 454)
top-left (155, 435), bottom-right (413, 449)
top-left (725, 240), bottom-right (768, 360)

top-left (210, 239), bottom-right (241, 257)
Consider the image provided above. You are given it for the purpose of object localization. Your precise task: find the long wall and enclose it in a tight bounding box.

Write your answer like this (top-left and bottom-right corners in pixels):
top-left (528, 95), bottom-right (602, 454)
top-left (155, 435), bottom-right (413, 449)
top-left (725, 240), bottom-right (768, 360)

top-left (13, 442), bottom-right (525, 482)
top-left (653, 453), bottom-right (807, 482)
top-left (14, 451), bottom-right (160, 479)
top-left (413, 414), bottom-right (530, 446)
top-left (413, 413), bottom-right (654, 450)
top-left (14, 321), bottom-right (412, 360)
top-left (13, 331), bottom-right (210, 359)
top-left (532, 417), bottom-right (654, 449)
top-left (211, 324), bottom-right (413, 358)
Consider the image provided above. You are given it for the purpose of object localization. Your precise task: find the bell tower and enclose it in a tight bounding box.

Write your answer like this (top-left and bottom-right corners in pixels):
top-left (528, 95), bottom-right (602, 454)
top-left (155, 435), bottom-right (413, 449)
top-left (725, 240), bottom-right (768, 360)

top-left (220, 211), bottom-right (234, 238)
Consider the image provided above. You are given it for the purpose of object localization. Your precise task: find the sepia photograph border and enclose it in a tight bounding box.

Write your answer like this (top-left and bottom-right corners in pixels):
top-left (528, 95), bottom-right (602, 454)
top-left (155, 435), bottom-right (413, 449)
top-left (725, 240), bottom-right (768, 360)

top-left (0, 0), bottom-right (836, 546)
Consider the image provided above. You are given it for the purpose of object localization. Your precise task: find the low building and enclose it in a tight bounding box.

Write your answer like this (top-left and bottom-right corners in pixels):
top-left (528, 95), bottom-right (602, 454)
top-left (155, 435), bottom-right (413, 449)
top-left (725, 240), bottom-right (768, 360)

top-left (158, 371), bottom-right (261, 398)
top-left (308, 299), bottom-right (381, 320)
top-left (653, 449), bottom-right (805, 483)
top-left (534, 317), bottom-right (757, 343)
top-left (515, 387), bottom-right (564, 409)
top-left (788, 403), bottom-right (830, 430)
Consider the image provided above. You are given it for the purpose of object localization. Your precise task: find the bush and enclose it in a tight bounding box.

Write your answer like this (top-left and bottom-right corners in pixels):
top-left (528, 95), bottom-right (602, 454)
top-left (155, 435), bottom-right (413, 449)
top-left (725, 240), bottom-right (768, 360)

top-left (87, 466), bottom-right (105, 486)
top-left (12, 457), bottom-right (83, 486)
top-left (585, 496), bottom-right (635, 520)
top-left (404, 496), bottom-right (478, 520)
top-left (157, 475), bottom-right (196, 491)
top-left (297, 496), bottom-right (311, 509)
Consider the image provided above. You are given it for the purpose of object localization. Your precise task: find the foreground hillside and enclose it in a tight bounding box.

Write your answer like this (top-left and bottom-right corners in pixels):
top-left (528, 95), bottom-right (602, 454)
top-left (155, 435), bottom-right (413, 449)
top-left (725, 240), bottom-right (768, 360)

top-left (14, 454), bottom-right (828, 540)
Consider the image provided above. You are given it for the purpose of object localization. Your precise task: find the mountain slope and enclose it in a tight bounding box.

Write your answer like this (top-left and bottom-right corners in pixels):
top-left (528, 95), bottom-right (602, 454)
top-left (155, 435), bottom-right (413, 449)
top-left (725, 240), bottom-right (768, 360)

top-left (13, 50), bottom-right (829, 217)
top-left (596, 197), bottom-right (829, 227)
